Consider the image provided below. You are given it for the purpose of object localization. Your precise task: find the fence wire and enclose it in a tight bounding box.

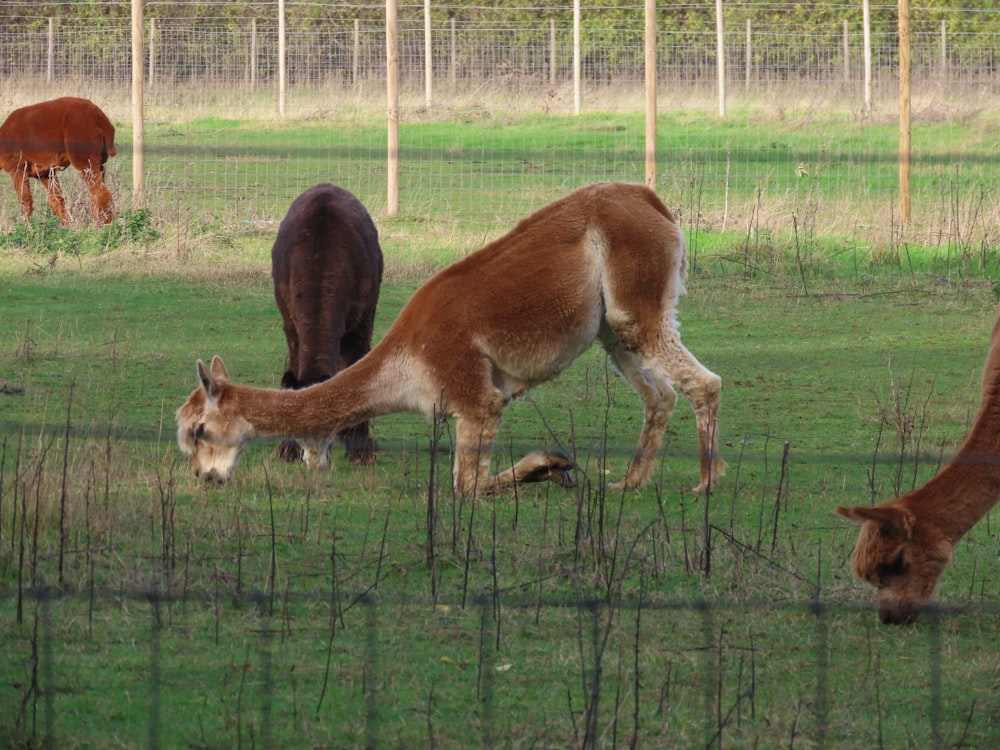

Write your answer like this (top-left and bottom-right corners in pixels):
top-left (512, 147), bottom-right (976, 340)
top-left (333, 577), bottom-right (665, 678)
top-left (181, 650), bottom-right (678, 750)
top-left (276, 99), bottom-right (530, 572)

top-left (4, 21), bottom-right (1000, 91)
top-left (4, 585), bottom-right (997, 748)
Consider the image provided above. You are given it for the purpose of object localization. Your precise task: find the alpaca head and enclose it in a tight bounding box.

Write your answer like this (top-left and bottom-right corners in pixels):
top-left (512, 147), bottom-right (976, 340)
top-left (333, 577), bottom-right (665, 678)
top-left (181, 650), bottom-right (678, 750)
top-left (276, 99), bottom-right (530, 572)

top-left (837, 504), bottom-right (953, 625)
top-left (175, 356), bottom-right (254, 483)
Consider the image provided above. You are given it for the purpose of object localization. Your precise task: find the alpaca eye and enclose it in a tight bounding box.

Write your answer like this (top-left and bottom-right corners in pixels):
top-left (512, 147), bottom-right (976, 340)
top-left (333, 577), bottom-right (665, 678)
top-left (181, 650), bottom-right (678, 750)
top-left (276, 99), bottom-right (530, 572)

top-left (194, 424), bottom-right (206, 442)
top-left (877, 552), bottom-right (907, 585)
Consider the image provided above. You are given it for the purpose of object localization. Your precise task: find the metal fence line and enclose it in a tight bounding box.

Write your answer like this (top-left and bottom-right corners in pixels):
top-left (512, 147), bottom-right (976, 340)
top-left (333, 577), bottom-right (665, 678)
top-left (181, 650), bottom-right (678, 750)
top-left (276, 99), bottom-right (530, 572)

top-left (1, 18), bottom-right (1000, 237)
top-left (4, 585), bottom-right (991, 747)
top-left (3, 23), bottom-right (1000, 91)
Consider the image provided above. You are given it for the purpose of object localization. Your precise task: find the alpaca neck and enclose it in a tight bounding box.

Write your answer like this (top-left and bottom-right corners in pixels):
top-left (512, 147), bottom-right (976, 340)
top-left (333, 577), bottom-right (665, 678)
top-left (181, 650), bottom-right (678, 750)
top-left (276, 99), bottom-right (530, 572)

top-left (908, 376), bottom-right (1000, 543)
top-left (234, 351), bottom-right (394, 438)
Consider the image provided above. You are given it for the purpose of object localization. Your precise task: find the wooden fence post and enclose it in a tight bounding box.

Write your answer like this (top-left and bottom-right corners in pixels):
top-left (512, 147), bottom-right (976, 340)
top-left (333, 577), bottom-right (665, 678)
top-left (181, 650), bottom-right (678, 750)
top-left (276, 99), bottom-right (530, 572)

top-left (898, 0), bottom-right (911, 225)
top-left (644, 0), bottom-right (656, 188)
top-left (386, 0), bottom-right (399, 216)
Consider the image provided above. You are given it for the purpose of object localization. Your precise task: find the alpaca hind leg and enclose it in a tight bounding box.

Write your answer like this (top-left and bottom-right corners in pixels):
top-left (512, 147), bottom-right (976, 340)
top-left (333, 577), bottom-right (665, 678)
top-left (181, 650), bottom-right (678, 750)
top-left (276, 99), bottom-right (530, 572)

top-left (83, 167), bottom-right (114, 225)
top-left (604, 327), bottom-right (723, 493)
top-left (604, 342), bottom-right (679, 490)
top-left (651, 328), bottom-right (724, 493)
top-left (70, 151), bottom-right (114, 224)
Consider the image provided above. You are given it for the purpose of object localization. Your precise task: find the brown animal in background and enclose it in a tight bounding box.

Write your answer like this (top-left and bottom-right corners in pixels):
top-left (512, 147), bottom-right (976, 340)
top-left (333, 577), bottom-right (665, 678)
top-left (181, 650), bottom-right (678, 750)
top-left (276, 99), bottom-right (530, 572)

top-left (272, 183), bottom-right (383, 468)
top-left (838, 309), bottom-right (1000, 625)
top-left (176, 182), bottom-right (724, 495)
top-left (0, 97), bottom-right (116, 225)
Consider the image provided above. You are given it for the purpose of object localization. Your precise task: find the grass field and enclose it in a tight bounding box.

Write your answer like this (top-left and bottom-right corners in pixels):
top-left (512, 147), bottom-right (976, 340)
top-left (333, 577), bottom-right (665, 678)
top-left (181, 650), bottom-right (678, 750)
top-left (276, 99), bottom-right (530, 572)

top-left (3, 107), bottom-right (1000, 747)
top-left (3, 227), bottom-right (1000, 747)
top-left (3, 93), bottom-right (999, 267)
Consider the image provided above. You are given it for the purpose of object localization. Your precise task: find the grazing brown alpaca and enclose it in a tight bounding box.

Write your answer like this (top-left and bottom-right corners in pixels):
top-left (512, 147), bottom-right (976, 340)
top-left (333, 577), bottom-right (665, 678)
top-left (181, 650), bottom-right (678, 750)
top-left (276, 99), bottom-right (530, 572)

top-left (0, 97), bottom-right (116, 225)
top-left (271, 184), bottom-right (383, 468)
top-left (838, 309), bottom-right (1000, 625)
top-left (176, 182), bottom-right (724, 495)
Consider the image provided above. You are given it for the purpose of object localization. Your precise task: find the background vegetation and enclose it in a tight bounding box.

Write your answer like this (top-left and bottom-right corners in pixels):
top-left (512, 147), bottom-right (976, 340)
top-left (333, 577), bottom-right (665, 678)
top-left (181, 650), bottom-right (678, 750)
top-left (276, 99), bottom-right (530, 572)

top-left (4, 1), bottom-right (1000, 68)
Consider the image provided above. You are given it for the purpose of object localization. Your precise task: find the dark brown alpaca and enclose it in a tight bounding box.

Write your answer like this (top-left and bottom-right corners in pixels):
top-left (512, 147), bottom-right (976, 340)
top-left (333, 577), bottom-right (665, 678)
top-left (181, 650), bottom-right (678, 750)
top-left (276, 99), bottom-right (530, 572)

top-left (271, 184), bottom-right (383, 468)
top-left (838, 309), bottom-right (1000, 624)
top-left (0, 97), bottom-right (116, 225)
top-left (177, 182), bottom-right (724, 495)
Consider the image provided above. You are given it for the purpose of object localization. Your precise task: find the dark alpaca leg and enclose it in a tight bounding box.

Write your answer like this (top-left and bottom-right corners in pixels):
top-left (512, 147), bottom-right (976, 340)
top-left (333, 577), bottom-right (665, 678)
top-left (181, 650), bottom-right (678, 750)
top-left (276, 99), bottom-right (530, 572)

top-left (276, 370), bottom-right (305, 463)
top-left (335, 327), bottom-right (378, 465)
top-left (339, 423), bottom-right (377, 466)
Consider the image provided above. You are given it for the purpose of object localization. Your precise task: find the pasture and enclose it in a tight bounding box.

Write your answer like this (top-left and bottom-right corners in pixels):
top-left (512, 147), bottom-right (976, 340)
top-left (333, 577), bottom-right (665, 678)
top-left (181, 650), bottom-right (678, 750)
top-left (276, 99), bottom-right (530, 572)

top-left (2, 112), bottom-right (1000, 747)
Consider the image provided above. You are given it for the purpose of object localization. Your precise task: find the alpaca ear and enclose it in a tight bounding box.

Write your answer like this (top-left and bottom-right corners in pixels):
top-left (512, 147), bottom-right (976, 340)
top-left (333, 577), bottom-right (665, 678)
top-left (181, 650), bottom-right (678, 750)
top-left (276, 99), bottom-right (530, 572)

top-left (196, 358), bottom-right (223, 401)
top-left (209, 355), bottom-right (230, 381)
top-left (836, 505), bottom-right (915, 539)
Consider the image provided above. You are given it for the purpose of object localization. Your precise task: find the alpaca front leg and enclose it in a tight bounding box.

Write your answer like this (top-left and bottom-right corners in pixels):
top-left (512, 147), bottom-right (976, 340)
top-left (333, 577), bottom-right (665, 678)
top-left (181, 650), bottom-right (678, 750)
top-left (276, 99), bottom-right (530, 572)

top-left (453, 415), bottom-right (575, 495)
top-left (298, 436), bottom-right (334, 470)
top-left (11, 170), bottom-right (34, 218)
top-left (453, 416), bottom-right (500, 496)
top-left (39, 173), bottom-right (69, 225)
top-left (492, 451), bottom-right (577, 491)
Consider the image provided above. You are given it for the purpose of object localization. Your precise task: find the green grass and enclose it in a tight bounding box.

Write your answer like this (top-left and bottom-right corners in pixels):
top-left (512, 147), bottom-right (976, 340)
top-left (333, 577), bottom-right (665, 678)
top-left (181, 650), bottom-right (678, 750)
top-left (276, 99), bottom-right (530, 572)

top-left (3, 232), bottom-right (1000, 746)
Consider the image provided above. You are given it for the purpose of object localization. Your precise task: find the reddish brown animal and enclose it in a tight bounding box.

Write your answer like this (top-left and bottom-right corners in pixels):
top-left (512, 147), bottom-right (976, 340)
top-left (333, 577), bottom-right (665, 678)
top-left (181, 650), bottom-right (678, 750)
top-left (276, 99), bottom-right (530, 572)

top-left (272, 183), bottom-right (383, 468)
top-left (176, 182), bottom-right (724, 495)
top-left (0, 97), bottom-right (116, 225)
top-left (838, 309), bottom-right (1000, 624)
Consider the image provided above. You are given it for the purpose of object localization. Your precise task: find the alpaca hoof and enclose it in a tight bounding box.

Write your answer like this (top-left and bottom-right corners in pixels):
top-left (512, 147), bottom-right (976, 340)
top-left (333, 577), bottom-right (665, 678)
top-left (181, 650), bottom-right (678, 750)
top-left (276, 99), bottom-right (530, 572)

top-left (515, 450), bottom-right (576, 487)
top-left (692, 459), bottom-right (727, 494)
top-left (342, 433), bottom-right (377, 466)
top-left (550, 467), bottom-right (577, 488)
top-left (346, 447), bottom-right (378, 466)
top-left (545, 451), bottom-right (576, 487)
top-left (277, 440), bottom-right (303, 463)
top-left (879, 605), bottom-right (921, 626)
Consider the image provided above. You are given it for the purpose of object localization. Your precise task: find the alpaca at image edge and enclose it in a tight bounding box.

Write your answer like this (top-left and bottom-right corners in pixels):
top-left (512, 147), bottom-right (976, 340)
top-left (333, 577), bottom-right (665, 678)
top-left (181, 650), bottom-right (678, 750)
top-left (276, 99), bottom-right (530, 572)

top-left (271, 183), bottom-right (383, 468)
top-left (176, 182), bottom-right (724, 496)
top-left (839, 307), bottom-right (1000, 625)
top-left (0, 97), bottom-right (116, 225)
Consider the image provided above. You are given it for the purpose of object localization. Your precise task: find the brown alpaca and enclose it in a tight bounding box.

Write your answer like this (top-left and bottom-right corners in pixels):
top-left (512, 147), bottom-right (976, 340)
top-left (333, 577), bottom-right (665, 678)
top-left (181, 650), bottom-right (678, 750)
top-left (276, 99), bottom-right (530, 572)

top-left (176, 182), bottom-right (725, 495)
top-left (271, 184), bottom-right (383, 468)
top-left (0, 97), bottom-right (116, 225)
top-left (838, 309), bottom-right (1000, 624)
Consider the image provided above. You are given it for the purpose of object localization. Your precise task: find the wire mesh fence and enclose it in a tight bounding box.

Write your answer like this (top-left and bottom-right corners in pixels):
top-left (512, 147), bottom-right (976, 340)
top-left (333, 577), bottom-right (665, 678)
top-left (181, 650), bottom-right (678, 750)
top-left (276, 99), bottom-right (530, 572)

top-left (4, 18), bottom-right (1000, 94)
top-left (1, 405), bottom-right (998, 747)
top-left (1, 11), bottom-right (1000, 242)
top-left (6, 585), bottom-right (1000, 748)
